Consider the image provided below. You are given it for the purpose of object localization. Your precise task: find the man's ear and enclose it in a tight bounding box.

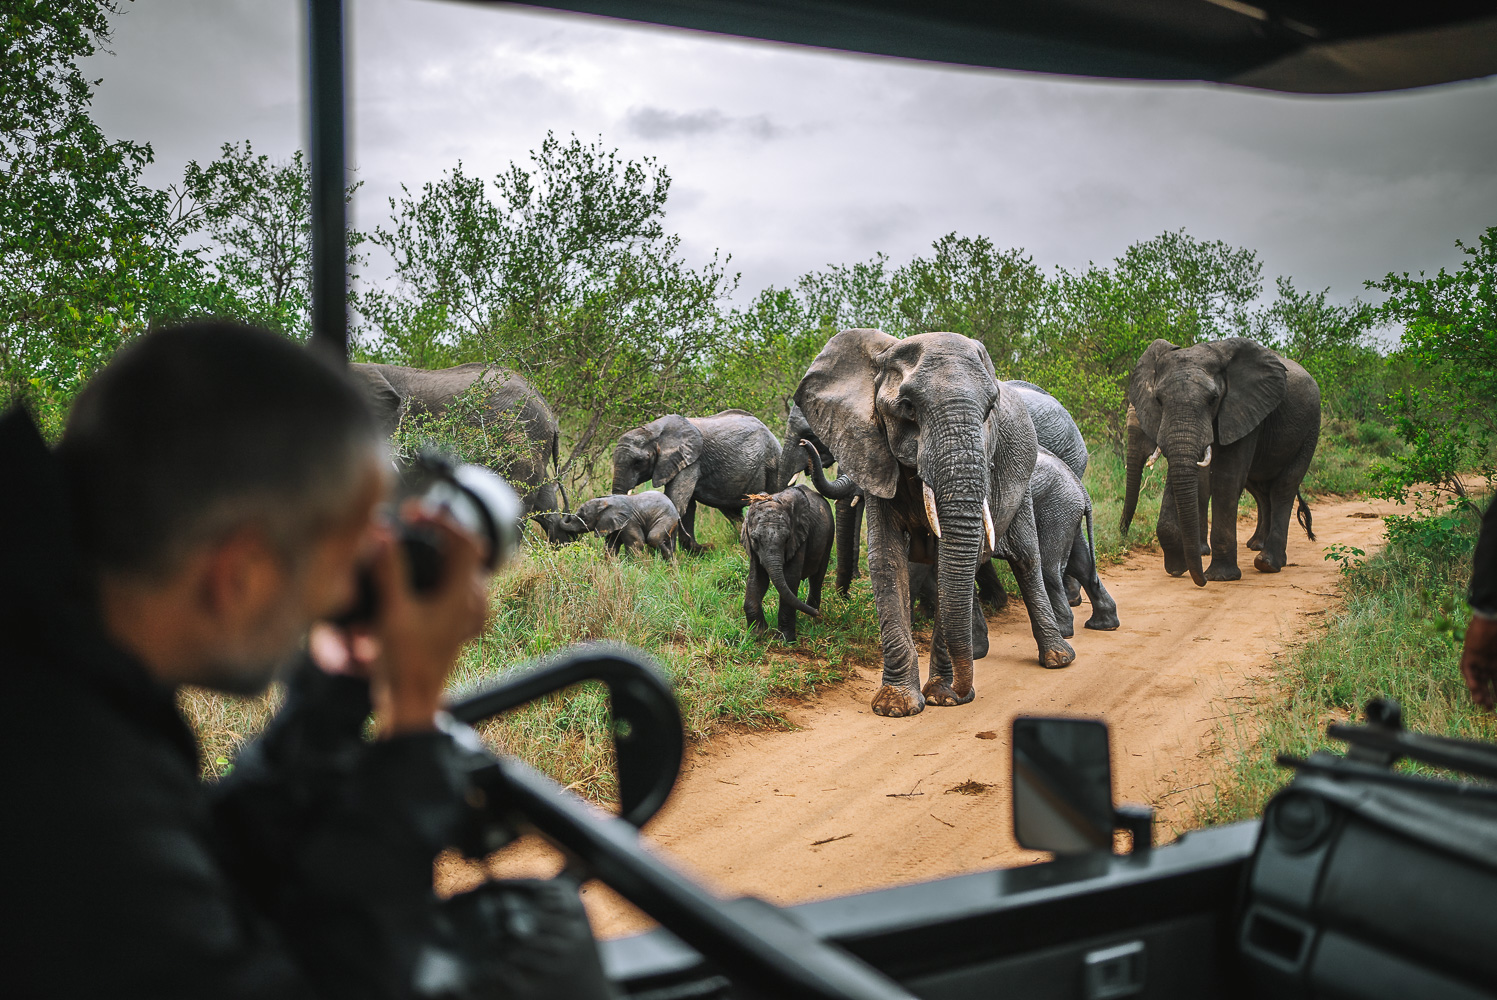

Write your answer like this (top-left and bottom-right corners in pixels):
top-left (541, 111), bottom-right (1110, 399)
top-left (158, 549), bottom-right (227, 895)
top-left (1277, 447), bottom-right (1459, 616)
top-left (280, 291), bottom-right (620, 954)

top-left (199, 525), bottom-right (285, 622)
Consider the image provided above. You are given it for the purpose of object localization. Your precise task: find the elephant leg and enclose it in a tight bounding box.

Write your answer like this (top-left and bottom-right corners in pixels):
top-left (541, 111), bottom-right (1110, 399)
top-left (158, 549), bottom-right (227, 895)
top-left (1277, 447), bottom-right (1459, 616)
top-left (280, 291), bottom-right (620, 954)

top-left (744, 554), bottom-right (770, 635)
top-left (1042, 542), bottom-right (1074, 639)
top-left (776, 582), bottom-right (799, 642)
top-left (970, 587), bottom-right (989, 660)
top-left (1256, 433), bottom-right (1319, 573)
top-left (604, 531), bottom-right (623, 556)
top-left (806, 566), bottom-right (825, 612)
top-left (1255, 479), bottom-right (1299, 573)
top-left (1196, 466), bottom-right (1212, 556)
top-left (976, 559), bottom-right (1007, 611)
top-left (999, 495), bottom-right (1075, 669)
top-left (1205, 464), bottom-right (1245, 582)
top-left (929, 610), bottom-right (952, 686)
top-left (665, 468), bottom-right (704, 552)
top-left (647, 522), bottom-right (676, 559)
top-left (1244, 482), bottom-right (1270, 551)
top-left (865, 498), bottom-right (923, 717)
top-left (1065, 573), bottom-right (1082, 607)
top-left (1071, 514), bottom-right (1120, 631)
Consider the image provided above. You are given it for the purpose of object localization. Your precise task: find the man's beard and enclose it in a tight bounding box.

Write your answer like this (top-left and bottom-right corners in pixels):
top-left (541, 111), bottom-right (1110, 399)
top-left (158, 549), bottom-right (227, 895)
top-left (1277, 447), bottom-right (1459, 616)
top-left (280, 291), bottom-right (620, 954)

top-left (196, 596), bottom-right (309, 696)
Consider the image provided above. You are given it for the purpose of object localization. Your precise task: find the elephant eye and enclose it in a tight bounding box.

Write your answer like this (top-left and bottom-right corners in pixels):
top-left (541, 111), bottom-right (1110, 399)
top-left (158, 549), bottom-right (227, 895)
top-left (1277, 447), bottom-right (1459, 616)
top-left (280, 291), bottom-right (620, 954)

top-left (896, 397), bottom-right (916, 419)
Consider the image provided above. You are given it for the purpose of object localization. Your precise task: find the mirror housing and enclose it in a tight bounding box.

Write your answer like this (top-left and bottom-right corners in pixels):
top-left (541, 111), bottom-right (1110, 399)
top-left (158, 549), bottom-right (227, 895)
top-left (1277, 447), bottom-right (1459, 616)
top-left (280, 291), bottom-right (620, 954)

top-left (1012, 716), bottom-right (1154, 855)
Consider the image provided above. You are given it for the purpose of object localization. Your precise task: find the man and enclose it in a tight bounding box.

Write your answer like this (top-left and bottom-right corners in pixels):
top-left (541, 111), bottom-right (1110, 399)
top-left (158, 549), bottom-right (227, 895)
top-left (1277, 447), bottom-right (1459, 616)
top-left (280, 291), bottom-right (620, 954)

top-left (1460, 497), bottom-right (1497, 708)
top-left (1, 323), bottom-right (605, 997)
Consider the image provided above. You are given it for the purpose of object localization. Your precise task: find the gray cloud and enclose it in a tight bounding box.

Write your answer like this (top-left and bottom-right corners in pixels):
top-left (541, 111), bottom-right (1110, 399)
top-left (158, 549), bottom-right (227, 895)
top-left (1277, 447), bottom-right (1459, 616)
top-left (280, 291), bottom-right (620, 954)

top-left (80, 0), bottom-right (1497, 309)
top-left (625, 106), bottom-right (785, 141)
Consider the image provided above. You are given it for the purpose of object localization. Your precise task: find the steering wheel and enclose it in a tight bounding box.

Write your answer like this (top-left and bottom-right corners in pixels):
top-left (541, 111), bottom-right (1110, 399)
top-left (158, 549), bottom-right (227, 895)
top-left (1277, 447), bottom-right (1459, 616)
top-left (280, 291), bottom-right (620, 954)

top-left (446, 644), bottom-right (915, 1000)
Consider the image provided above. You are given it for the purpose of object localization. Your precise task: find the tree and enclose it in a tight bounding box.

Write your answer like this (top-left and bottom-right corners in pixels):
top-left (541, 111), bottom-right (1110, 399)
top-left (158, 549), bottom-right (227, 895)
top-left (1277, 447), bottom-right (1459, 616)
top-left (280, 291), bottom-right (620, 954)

top-left (176, 142), bottom-right (361, 342)
top-left (1251, 276), bottom-right (1382, 421)
top-left (1029, 230), bottom-right (1264, 447)
top-left (1367, 226), bottom-right (1497, 510)
top-left (891, 234), bottom-right (1044, 372)
top-left (0, 1), bottom-right (210, 420)
top-left (365, 134), bottom-right (738, 494)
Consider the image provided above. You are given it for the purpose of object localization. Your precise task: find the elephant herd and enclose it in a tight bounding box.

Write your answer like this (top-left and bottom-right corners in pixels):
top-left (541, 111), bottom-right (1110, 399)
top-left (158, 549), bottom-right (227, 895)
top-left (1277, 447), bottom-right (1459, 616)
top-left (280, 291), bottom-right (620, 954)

top-left (353, 330), bottom-right (1320, 720)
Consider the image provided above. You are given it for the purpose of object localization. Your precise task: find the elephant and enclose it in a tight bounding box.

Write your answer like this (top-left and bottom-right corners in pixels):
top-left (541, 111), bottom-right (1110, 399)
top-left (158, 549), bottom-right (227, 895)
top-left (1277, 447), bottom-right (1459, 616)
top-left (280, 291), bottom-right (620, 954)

top-left (778, 405), bottom-right (864, 597)
top-left (611, 410), bottom-right (781, 553)
top-left (740, 485), bottom-right (834, 642)
top-left (1030, 448), bottom-right (1119, 636)
top-left (1120, 337), bottom-right (1321, 585)
top-left (350, 362), bottom-right (562, 514)
top-left (530, 492), bottom-right (681, 558)
top-left (796, 328), bottom-right (1074, 718)
top-left (801, 377), bottom-right (1091, 611)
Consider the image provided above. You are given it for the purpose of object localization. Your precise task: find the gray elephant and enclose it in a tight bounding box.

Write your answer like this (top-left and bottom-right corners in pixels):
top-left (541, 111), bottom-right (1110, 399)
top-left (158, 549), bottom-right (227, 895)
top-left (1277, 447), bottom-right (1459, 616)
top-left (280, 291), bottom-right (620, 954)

top-left (1120, 337), bottom-right (1321, 585)
top-left (1031, 448), bottom-right (1118, 636)
top-left (796, 329), bottom-right (1074, 718)
top-left (351, 362), bottom-right (562, 514)
top-left (611, 410), bottom-right (780, 552)
top-left (802, 378), bottom-right (1089, 610)
top-left (778, 405), bottom-right (864, 597)
top-left (530, 492), bottom-right (680, 558)
top-left (741, 486), bottom-right (834, 641)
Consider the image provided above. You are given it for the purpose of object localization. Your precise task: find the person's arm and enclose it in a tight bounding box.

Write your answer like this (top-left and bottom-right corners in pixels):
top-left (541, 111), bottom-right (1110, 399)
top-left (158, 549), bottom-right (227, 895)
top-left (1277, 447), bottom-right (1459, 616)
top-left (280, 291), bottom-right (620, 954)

top-left (210, 514), bottom-right (491, 998)
top-left (1460, 498), bottom-right (1497, 708)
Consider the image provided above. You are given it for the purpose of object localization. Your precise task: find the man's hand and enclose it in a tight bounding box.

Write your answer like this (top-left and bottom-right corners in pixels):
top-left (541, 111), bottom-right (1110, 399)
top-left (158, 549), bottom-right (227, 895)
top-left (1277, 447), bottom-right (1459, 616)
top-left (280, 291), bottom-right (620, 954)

top-left (1460, 614), bottom-right (1497, 710)
top-left (366, 510), bottom-right (490, 736)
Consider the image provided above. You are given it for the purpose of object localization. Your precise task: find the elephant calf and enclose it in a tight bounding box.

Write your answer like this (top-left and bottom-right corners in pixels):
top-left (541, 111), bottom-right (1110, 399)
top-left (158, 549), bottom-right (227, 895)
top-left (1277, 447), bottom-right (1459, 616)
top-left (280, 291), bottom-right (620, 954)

top-left (741, 486), bottom-right (834, 642)
top-left (1031, 448), bottom-right (1119, 636)
top-left (531, 492), bottom-right (681, 558)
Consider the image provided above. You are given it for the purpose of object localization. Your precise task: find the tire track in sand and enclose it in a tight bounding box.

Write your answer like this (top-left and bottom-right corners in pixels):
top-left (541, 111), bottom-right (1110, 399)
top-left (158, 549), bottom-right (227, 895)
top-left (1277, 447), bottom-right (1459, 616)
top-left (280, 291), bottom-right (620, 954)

top-left (439, 494), bottom-right (1402, 937)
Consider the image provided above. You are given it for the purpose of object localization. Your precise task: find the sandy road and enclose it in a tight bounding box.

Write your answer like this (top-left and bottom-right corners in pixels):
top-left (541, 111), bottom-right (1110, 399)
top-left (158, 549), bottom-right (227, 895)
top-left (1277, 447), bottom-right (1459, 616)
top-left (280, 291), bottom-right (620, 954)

top-left (440, 494), bottom-right (1402, 937)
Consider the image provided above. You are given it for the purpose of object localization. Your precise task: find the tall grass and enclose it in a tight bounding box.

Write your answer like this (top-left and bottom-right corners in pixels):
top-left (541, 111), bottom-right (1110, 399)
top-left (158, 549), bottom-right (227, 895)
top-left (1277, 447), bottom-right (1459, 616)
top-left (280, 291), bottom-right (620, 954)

top-left (1193, 506), bottom-right (1493, 826)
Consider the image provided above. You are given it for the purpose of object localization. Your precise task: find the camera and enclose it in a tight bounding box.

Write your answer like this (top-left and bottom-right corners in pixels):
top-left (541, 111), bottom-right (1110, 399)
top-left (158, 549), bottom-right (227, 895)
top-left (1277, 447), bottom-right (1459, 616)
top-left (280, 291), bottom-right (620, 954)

top-left (337, 452), bottom-right (523, 626)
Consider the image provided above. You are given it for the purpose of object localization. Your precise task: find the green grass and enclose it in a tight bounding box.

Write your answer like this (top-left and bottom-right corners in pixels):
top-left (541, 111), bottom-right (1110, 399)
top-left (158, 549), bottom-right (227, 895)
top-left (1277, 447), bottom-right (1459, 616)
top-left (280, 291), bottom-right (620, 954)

top-left (1192, 506), bottom-right (1495, 827)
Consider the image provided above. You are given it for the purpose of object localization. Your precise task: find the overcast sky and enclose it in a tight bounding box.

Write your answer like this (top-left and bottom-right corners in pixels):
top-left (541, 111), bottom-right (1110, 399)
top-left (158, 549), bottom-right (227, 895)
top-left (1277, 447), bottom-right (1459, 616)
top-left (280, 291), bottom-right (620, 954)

top-left (84, 0), bottom-right (1497, 309)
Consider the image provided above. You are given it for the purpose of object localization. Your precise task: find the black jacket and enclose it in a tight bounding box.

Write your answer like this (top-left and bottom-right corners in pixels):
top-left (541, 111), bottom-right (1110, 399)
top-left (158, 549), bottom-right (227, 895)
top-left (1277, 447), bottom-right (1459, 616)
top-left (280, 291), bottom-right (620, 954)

top-left (0, 409), bottom-right (468, 998)
top-left (1471, 497), bottom-right (1497, 618)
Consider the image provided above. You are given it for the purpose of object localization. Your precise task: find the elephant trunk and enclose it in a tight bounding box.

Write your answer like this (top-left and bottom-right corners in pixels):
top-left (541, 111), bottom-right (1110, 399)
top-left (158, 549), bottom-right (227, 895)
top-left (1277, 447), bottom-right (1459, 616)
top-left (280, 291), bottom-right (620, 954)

top-left (1121, 405), bottom-right (1149, 537)
top-left (804, 443), bottom-right (860, 500)
top-left (610, 457), bottom-right (635, 496)
top-left (764, 547), bottom-right (820, 618)
top-left (935, 497), bottom-right (984, 697)
top-left (1168, 461), bottom-right (1207, 587)
top-left (834, 497), bottom-right (860, 596)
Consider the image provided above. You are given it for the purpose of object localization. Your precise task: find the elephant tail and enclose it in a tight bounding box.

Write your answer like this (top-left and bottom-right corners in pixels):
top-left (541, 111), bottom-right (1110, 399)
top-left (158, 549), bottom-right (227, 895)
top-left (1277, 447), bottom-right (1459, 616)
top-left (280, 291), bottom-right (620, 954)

top-left (1296, 491), bottom-right (1316, 541)
top-left (556, 478), bottom-right (570, 513)
top-left (1083, 498), bottom-right (1098, 562)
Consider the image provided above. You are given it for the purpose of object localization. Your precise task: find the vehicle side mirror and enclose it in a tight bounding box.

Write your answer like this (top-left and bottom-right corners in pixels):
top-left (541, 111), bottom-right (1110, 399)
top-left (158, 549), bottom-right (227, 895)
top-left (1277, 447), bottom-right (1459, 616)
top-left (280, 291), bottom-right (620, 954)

top-left (1012, 717), bottom-right (1153, 855)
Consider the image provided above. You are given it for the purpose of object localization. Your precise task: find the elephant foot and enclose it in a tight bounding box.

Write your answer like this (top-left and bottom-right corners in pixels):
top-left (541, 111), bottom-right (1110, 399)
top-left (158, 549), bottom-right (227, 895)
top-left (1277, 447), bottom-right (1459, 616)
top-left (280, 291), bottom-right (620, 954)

top-left (1085, 613), bottom-right (1120, 632)
top-left (1204, 563), bottom-right (1242, 582)
top-left (922, 677), bottom-right (974, 707)
top-left (1042, 642), bottom-right (1075, 669)
top-left (872, 684), bottom-right (925, 717)
top-left (1069, 594), bottom-right (1083, 608)
top-left (775, 628), bottom-right (797, 642)
top-left (1253, 553), bottom-right (1282, 574)
top-left (1247, 537), bottom-right (1265, 551)
top-left (1065, 580), bottom-right (1082, 607)
top-left (1059, 619), bottom-right (1075, 639)
top-left (1165, 566), bottom-right (1186, 578)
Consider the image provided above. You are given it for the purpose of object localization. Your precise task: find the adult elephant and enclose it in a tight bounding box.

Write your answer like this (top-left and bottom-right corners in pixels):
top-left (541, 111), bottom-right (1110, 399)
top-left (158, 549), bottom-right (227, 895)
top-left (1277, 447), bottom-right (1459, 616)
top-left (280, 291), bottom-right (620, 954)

top-left (350, 362), bottom-right (562, 513)
top-left (799, 381), bottom-right (1087, 607)
top-left (778, 405), bottom-right (863, 597)
top-left (797, 329), bottom-right (1073, 718)
top-left (611, 410), bottom-right (780, 552)
top-left (1120, 337), bottom-right (1321, 585)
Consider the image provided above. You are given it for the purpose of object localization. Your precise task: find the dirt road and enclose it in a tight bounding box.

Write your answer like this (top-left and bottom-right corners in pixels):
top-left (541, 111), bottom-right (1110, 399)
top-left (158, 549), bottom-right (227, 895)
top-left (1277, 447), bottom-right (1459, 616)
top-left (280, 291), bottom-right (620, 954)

top-left (440, 494), bottom-right (1400, 936)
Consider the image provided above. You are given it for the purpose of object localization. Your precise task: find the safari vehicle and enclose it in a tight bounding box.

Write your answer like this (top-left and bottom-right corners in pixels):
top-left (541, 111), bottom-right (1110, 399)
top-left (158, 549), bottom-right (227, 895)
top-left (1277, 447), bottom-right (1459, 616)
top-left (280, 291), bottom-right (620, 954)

top-left (301, 3), bottom-right (1497, 997)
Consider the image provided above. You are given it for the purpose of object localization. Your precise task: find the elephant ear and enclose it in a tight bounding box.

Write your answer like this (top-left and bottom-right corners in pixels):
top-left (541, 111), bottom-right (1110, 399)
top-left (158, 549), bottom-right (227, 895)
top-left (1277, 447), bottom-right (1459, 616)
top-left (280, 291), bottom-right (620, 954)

top-left (1126, 339), bottom-right (1178, 441)
top-left (648, 415), bottom-right (703, 485)
top-left (1217, 338), bottom-right (1288, 446)
top-left (794, 328), bottom-right (901, 499)
top-left (591, 498), bottom-right (634, 534)
top-left (349, 363), bottom-right (406, 437)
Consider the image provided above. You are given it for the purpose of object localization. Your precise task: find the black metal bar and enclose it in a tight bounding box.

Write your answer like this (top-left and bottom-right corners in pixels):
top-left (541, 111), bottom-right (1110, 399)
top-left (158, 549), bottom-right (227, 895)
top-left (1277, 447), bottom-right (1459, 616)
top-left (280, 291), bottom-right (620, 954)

top-left (307, 0), bottom-right (348, 363)
top-left (1327, 723), bottom-right (1497, 782)
top-left (488, 753), bottom-right (916, 1000)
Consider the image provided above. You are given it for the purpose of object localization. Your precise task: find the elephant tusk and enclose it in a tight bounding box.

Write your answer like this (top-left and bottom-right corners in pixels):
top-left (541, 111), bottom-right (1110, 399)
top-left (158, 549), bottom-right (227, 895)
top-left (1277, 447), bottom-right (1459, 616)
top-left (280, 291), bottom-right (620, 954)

top-left (850, 494), bottom-right (860, 507)
top-left (922, 481), bottom-right (942, 538)
top-left (982, 499), bottom-right (997, 551)
top-left (1197, 445), bottom-right (1212, 468)
top-left (1146, 447), bottom-right (1161, 469)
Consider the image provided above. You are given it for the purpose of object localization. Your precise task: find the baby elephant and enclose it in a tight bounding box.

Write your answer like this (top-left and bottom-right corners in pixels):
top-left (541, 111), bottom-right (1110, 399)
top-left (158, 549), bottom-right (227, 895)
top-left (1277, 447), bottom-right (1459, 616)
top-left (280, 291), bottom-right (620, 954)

top-left (531, 492), bottom-right (681, 557)
top-left (741, 486), bottom-right (834, 641)
top-left (1032, 448), bottom-right (1120, 636)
